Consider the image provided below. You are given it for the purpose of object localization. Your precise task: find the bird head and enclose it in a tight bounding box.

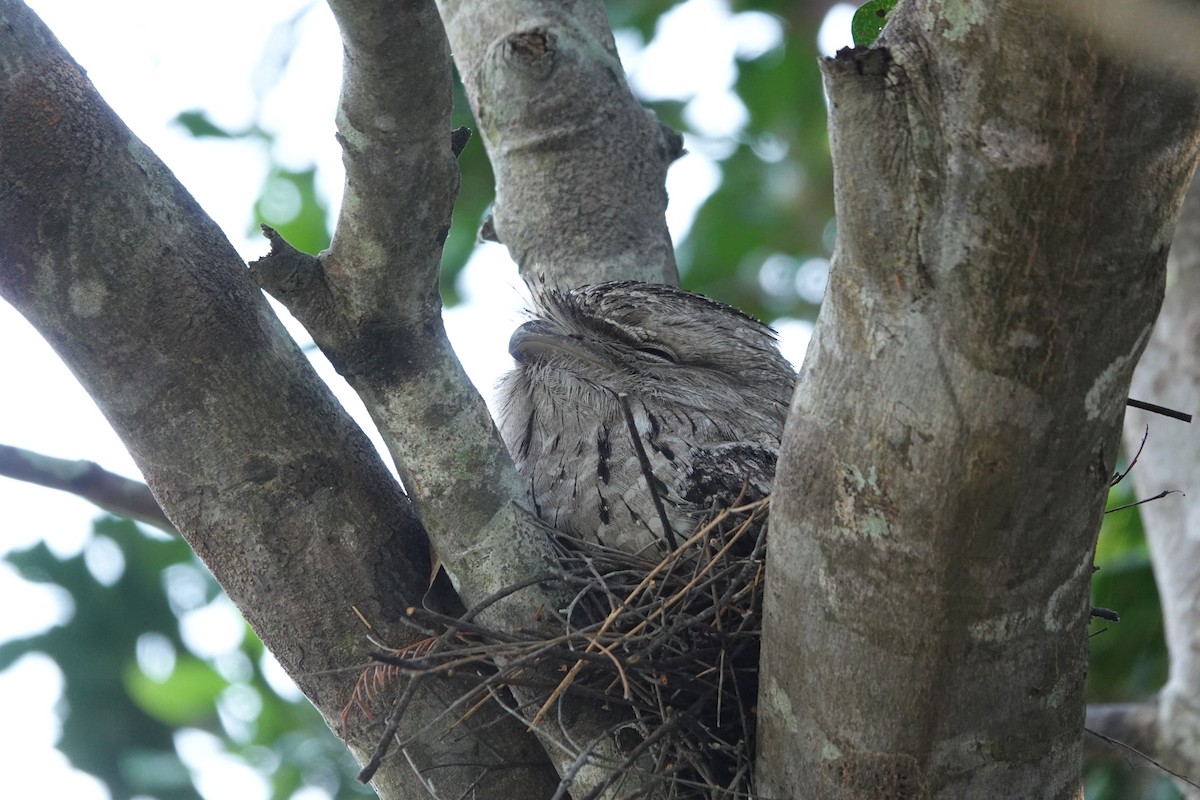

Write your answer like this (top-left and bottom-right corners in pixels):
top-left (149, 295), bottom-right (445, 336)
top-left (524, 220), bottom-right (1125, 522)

top-left (505, 281), bottom-right (795, 424)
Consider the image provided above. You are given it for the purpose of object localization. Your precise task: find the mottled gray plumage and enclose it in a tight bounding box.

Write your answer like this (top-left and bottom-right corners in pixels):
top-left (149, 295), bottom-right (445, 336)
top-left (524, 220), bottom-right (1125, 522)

top-left (497, 281), bottom-right (796, 555)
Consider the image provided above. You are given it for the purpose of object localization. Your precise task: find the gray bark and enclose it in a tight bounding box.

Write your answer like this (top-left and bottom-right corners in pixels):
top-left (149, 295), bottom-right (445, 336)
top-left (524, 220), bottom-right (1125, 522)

top-left (258, 0), bottom-right (560, 628)
top-left (250, 1), bottom-right (661, 795)
top-left (435, 0), bottom-right (681, 287)
top-left (0, 2), bottom-right (559, 798)
top-left (8, 0), bottom-right (1200, 797)
top-left (759, 1), bottom-right (1200, 797)
top-left (0, 445), bottom-right (174, 532)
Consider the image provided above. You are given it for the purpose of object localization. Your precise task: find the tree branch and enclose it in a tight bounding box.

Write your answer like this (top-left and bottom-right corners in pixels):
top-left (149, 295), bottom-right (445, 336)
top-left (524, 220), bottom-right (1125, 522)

top-left (253, 0), bottom-right (649, 794)
top-left (250, 1), bottom-right (678, 794)
top-left (759, 0), bottom-right (1200, 796)
top-left (0, 3), bottom-right (556, 797)
top-left (0, 444), bottom-right (174, 532)
top-left (435, 0), bottom-right (682, 286)
top-left (252, 0), bottom-right (557, 620)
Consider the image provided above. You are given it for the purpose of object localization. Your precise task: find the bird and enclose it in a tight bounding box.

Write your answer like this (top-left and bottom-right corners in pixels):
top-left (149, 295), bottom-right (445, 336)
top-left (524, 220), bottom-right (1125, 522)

top-left (496, 280), bottom-right (796, 556)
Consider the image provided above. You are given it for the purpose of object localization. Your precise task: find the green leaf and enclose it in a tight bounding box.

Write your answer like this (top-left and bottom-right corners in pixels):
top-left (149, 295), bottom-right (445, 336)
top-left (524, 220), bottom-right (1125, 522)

top-left (174, 109), bottom-right (237, 139)
top-left (852, 0), bottom-right (899, 47)
top-left (125, 655), bottom-right (229, 725)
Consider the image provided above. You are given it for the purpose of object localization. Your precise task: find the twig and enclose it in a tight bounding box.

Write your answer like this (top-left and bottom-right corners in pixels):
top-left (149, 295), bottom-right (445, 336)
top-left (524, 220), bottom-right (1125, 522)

top-left (1086, 727), bottom-right (1200, 791)
top-left (1111, 426), bottom-right (1148, 488)
top-left (618, 392), bottom-right (678, 550)
top-left (458, 571), bottom-right (562, 624)
top-left (550, 728), bottom-right (619, 800)
top-left (527, 513), bottom-right (731, 728)
top-left (349, 498), bottom-right (771, 798)
top-left (357, 674), bottom-right (423, 782)
top-left (1126, 397), bottom-right (1193, 423)
top-left (1105, 490), bottom-right (1182, 514)
top-left (580, 708), bottom-right (688, 800)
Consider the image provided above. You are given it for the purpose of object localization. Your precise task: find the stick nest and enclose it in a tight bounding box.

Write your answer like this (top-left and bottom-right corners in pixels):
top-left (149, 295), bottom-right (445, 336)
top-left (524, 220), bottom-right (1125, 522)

top-left (351, 497), bottom-right (769, 799)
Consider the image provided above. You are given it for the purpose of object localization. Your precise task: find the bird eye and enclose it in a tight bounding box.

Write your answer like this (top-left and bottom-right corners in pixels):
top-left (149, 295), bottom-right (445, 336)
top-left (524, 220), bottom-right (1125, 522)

top-left (637, 344), bottom-right (676, 362)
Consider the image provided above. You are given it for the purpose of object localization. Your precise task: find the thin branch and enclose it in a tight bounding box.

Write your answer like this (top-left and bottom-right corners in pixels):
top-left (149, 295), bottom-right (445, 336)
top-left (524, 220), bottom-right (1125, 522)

top-left (618, 392), bottom-right (678, 551)
top-left (1085, 702), bottom-right (1160, 756)
top-left (1111, 425), bottom-right (1148, 487)
top-left (1086, 728), bottom-right (1200, 791)
top-left (1104, 490), bottom-right (1183, 514)
top-left (0, 444), bottom-right (174, 532)
top-left (1126, 397), bottom-right (1193, 423)
top-left (358, 675), bottom-right (424, 783)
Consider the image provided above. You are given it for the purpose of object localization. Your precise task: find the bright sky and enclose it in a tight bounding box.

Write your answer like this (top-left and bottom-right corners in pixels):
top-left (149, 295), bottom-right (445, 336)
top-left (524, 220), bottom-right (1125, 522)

top-left (0, 2), bottom-right (855, 798)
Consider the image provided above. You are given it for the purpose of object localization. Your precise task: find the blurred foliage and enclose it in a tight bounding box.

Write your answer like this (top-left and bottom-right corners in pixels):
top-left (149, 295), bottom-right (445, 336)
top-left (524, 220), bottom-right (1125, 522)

top-left (1082, 471), bottom-right (1178, 799)
top-left (253, 166), bottom-right (333, 256)
top-left (0, 517), bottom-right (370, 800)
top-left (443, 82), bottom-right (496, 307)
top-left (1088, 483), bottom-right (1169, 703)
top-left (1, 517), bottom-right (199, 800)
top-left (2, 2), bottom-right (1187, 799)
top-left (674, 9), bottom-right (834, 321)
top-left (606, 0), bottom-right (837, 321)
top-left (458, 0), bottom-right (838, 322)
top-left (170, 1), bottom-right (835, 321)
top-left (175, 110), bottom-right (240, 140)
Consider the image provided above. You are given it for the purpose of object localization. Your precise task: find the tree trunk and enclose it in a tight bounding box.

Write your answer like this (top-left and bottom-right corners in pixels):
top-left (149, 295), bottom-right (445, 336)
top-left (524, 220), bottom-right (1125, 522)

top-left (0, 2), bottom-right (559, 797)
top-left (6, 0), bottom-right (1200, 797)
top-left (759, 1), bottom-right (1200, 797)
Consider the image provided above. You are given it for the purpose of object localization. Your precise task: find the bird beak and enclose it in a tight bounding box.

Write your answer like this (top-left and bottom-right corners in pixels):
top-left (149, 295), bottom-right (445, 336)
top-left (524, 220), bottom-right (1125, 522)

top-left (509, 320), bottom-right (604, 367)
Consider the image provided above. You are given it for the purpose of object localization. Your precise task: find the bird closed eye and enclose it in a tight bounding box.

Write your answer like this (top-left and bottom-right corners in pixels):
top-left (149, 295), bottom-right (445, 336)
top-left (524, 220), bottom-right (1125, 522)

top-left (635, 344), bottom-right (677, 362)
